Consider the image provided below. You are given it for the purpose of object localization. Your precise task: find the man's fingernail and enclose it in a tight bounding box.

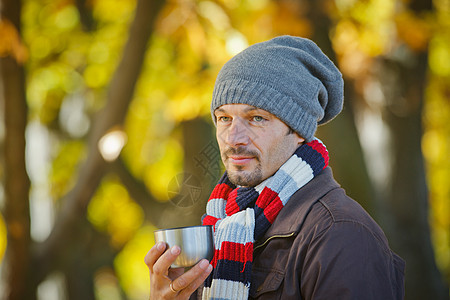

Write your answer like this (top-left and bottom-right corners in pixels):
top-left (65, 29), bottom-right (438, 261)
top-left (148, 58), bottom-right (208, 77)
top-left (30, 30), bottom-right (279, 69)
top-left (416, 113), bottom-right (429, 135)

top-left (171, 246), bottom-right (181, 255)
top-left (199, 259), bottom-right (209, 270)
top-left (156, 242), bottom-right (165, 251)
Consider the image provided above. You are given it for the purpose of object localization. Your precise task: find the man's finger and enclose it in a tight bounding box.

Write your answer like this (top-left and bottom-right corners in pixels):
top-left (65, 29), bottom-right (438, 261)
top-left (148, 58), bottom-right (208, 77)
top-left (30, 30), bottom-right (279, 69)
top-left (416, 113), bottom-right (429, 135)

top-left (179, 262), bottom-right (213, 297)
top-left (171, 259), bottom-right (211, 292)
top-left (152, 245), bottom-right (181, 275)
top-left (144, 242), bottom-right (167, 269)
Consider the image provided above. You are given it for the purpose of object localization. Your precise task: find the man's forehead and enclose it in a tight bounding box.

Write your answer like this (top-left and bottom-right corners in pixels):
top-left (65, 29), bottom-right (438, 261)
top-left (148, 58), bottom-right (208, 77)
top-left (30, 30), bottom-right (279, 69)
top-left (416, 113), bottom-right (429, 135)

top-left (214, 104), bottom-right (273, 115)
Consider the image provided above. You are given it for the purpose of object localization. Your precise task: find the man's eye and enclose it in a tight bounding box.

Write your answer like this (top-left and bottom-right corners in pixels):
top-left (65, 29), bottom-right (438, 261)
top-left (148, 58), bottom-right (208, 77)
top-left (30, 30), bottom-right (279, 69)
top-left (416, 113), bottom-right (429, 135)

top-left (253, 116), bottom-right (264, 122)
top-left (218, 116), bottom-right (230, 122)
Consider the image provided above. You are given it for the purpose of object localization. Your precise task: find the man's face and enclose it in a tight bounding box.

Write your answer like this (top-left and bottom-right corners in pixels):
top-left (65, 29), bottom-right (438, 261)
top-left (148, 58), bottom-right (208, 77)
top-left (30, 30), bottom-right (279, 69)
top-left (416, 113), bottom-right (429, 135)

top-left (214, 104), bottom-right (304, 187)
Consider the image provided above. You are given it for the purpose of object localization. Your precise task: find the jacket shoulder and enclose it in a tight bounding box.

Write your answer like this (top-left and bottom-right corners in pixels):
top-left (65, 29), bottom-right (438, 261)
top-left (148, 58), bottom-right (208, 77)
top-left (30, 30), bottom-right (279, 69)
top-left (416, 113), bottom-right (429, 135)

top-left (304, 187), bottom-right (390, 250)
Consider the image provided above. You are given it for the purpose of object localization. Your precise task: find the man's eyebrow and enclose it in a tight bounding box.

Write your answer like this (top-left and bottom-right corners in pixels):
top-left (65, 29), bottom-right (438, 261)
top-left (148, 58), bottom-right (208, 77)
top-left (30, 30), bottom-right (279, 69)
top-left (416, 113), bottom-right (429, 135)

top-left (214, 106), bottom-right (268, 114)
top-left (244, 106), bottom-right (270, 115)
top-left (215, 108), bottom-right (226, 114)
top-left (243, 107), bottom-right (259, 113)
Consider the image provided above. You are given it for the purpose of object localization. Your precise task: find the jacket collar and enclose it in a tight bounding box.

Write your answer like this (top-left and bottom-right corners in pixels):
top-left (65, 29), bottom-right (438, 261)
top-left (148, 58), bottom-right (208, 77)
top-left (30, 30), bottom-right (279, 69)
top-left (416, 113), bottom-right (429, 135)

top-left (256, 167), bottom-right (340, 243)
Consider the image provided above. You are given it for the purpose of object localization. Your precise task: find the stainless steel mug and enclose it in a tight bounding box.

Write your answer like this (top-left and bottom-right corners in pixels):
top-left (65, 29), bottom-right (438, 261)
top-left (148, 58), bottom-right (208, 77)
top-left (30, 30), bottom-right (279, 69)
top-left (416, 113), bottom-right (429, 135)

top-left (154, 225), bottom-right (214, 268)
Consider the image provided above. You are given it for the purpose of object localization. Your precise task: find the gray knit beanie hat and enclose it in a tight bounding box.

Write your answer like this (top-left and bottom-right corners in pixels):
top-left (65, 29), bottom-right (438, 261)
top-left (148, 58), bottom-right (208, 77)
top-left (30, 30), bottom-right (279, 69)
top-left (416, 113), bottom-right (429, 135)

top-left (211, 35), bottom-right (344, 142)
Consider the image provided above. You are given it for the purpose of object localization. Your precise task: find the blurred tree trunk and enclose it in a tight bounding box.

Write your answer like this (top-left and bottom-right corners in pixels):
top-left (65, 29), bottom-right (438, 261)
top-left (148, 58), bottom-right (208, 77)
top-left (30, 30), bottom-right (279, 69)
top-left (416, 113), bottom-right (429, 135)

top-left (303, 0), bottom-right (377, 217)
top-left (64, 222), bottom-right (97, 300)
top-left (374, 0), bottom-right (448, 298)
top-left (0, 0), bottom-right (32, 299)
top-left (63, 220), bottom-right (122, 300)
top-left (377, 48), bottom-right (448, 300)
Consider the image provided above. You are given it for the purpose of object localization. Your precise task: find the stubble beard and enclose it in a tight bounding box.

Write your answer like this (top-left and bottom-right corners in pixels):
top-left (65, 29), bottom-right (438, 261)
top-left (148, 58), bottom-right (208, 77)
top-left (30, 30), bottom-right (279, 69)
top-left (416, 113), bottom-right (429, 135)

top-left (227, 163), bottom-right (263, 187)
top-left (221, 146), bottom-right (264, 187)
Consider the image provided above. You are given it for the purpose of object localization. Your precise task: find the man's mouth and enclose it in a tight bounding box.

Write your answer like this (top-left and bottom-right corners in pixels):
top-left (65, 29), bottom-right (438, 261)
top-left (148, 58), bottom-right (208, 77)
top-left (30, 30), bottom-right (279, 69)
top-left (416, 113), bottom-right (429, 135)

top-left (223, 147), bottom-right (259, 166)
top-left (228, 156), bottom-right (254, 165)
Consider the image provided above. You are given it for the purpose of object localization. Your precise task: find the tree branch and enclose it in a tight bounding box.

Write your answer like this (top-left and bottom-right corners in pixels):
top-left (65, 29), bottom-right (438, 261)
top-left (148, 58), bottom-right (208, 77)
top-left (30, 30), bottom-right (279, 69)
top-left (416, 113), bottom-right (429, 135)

top-left (110, 158), bottom-right (172, 226)
top-left (74, 0), bottom-right (96, 31)
top-left (111, 117), bottom-right (220, 228)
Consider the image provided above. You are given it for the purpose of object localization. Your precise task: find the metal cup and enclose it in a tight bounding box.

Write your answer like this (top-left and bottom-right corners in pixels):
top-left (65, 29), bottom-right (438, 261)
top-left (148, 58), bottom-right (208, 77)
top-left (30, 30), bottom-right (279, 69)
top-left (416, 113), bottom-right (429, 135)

top-left (154, 225), bottom-right (214, 268)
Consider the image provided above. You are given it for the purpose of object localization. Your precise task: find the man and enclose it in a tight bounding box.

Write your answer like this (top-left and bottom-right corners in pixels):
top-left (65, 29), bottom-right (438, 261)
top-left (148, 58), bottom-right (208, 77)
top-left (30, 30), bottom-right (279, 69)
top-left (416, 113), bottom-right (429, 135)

top-left (145, 35), bottom-right (405, 299)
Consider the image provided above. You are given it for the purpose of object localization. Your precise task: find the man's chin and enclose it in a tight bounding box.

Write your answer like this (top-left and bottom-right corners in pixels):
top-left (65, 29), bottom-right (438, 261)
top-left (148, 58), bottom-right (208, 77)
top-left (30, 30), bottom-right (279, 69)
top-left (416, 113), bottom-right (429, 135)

top-left (227, 170), bottom-right (263, 187)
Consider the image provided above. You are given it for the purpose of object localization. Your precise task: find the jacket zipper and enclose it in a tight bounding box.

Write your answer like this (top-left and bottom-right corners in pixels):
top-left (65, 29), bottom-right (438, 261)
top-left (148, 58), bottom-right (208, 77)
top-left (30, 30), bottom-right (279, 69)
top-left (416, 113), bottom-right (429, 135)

top-left (254, 232), bottom-right (296, 251)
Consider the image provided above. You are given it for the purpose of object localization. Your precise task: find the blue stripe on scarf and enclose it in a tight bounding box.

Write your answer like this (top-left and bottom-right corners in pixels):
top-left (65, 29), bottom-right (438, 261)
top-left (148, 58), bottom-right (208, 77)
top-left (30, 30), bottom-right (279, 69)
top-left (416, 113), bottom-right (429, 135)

top-left (235, 187), bottom-right (259, 210)
top-left (295, 143), bottom-right (325, 176)
top-left (208, 260), bottom-right (252, 286)
top-left (253, 206), bottom-right (272, 240)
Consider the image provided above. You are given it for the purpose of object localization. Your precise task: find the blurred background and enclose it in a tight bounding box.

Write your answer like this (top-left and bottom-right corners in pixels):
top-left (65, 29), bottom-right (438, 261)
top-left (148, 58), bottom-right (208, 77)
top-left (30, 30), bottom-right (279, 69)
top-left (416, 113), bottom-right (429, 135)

top-left (0, 0), bottom-right (449, 299)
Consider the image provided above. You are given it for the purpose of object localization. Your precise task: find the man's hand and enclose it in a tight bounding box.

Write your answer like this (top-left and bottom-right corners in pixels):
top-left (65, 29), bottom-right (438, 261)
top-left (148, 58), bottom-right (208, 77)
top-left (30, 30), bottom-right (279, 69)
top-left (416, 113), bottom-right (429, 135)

top-left (145, 242), bottom-right (213, 299)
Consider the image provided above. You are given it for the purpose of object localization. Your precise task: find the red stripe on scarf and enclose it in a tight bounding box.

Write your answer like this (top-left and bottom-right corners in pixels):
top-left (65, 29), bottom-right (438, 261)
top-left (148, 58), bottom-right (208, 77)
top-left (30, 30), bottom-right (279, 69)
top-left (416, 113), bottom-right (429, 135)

top-left (209, 183), bottom-right (233, 200)
top-left (256, 187), bottom-right (283, 223)
top-left (212, 241), bottom-right (253, 267)
top-left (225, 189), bottom-right (239, 216)
top-left (203, 215), bottom-right (219, 226)
top-left (307, 140), bottom-right (329, 169)
top-left (264, 199), bottom-right (284, 223)
top-left (256, 187), bottom-right (277, 208)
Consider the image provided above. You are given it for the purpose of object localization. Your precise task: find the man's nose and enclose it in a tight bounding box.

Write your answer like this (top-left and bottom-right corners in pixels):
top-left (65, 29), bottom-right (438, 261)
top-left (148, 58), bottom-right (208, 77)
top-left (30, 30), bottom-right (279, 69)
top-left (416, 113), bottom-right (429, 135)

top-left (225, 120), bottom-right (250, 147)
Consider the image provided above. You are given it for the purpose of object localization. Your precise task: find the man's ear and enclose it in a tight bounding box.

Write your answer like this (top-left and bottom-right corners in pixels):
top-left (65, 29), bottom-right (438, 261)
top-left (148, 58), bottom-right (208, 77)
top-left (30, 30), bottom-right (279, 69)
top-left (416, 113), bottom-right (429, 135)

top-left (296, 133), bottom-right (305, 146)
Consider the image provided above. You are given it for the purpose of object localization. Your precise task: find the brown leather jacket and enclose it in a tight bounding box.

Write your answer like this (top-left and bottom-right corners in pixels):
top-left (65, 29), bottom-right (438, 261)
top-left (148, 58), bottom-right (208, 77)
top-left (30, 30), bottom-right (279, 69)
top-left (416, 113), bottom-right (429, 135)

top-left (249, 167), bottom-right (405, 299)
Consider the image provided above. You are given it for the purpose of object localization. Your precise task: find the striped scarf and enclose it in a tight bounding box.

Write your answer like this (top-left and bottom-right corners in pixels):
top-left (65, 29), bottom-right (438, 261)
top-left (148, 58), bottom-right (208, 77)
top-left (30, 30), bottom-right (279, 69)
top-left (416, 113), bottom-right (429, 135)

top-left (201, 138), bottom-right (329, 299)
